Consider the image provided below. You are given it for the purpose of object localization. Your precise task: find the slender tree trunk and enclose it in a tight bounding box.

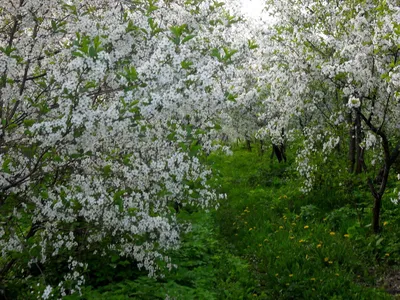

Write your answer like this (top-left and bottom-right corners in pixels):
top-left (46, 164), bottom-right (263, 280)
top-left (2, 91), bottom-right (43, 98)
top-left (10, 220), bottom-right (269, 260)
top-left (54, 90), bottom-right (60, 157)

top-left (348, 112), bottom-right (356, 173)
top-left (355, 113), bottom-right (364, 174)
top-left (246, 139), bottom-right (252, 151)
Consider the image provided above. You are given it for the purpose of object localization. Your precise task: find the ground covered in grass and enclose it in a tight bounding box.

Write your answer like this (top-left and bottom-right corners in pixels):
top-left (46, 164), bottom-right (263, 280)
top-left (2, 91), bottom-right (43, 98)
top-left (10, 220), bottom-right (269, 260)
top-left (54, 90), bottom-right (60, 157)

top-left (211, 147), bottom-right (400, 299)
top-left (75, 146), bottom-right (400, 299)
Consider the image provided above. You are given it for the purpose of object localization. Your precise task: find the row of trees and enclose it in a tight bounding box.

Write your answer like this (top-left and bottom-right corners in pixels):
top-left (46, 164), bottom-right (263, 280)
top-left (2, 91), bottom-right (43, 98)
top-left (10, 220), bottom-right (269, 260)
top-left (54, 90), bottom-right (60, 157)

top-left (0, 0), bottom-right (258, 297)
top-left (256, 0), bottom-right (400, 234)
top-left (0, 0), bottom-right (399, 297)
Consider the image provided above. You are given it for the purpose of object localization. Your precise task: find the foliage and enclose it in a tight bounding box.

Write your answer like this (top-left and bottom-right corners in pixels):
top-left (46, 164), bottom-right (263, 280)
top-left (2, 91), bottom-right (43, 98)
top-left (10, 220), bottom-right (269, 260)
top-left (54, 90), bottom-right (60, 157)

top-left (211, 147), bottom-right (398, 299)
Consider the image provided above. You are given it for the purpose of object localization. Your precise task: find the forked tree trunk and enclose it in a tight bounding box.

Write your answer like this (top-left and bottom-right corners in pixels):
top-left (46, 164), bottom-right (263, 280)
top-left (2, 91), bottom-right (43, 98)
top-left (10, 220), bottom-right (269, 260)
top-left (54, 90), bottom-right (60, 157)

top-left (356, 109), bottom-right (400, 233)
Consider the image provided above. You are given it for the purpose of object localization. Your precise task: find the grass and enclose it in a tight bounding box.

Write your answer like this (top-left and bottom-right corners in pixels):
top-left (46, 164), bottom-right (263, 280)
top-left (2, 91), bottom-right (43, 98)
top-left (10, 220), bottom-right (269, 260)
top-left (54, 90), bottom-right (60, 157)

top-left (210, 146), bottom-right (399, 299)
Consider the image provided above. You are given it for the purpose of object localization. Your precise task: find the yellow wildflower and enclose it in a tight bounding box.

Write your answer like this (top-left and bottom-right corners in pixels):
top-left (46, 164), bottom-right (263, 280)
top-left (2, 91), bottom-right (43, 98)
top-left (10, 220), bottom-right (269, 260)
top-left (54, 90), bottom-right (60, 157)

top-left (316, 244), bottom-right (322, 248)
top-left (279, 226), bottom-right (284, 229)
top-left (275, 273), bottom-right (279, 277)
top-left (385, 253), bottom-right (390, 257)
top-left (289, 274), bottom-right (293, 277)
top-left (291, 222), bottom-right (296, 226)
top-left (324, 257), bottom-right (329, 262)
top-left (328, 261), bottom-right (333, 264)
top-left (384, 221), bottom-right (388, 226)
top-left (249, 228), bottom-right (253, 231)
top-left (329, 232), bottom-right (335, 236)
top-left (299, 239), bottom-right (305, 243)
top-left (310, 278), bottom-right (316, 281)
top-left (344, 234), bottom-right (350, 238)
top-left (335, 273), bottom-right (339, 276)
top-left (304, 225), bottom-right (309, 229)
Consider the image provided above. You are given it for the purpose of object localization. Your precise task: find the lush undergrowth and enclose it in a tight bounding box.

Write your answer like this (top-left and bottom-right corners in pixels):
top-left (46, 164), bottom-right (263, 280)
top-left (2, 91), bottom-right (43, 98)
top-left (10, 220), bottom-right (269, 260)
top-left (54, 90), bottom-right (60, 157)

top-left (53, 145), bottom-right (400, 298)
top-left (64, 210), bottom-right (256, 299)
top-left (211, 145), bottom-right (400, 299)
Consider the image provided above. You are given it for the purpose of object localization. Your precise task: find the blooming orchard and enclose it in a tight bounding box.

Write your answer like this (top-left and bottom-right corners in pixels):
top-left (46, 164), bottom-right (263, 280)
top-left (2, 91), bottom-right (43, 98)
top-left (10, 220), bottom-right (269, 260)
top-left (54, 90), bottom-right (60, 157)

top-left (258, 0), bottom-right (400, 231)
top-left (0, 0), bottom-right (259, 296)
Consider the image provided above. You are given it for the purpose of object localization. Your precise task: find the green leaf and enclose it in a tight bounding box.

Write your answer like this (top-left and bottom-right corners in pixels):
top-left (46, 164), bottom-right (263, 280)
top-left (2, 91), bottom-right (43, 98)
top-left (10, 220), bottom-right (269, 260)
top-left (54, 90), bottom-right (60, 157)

top-left (103, 165), bottom-right (112, 176)
top-left (182, 35), bottom-right (196, 44)
top-left (88, 46), bottom-right (96, 58)
top-left (23, 119), bottom-right (35, 127)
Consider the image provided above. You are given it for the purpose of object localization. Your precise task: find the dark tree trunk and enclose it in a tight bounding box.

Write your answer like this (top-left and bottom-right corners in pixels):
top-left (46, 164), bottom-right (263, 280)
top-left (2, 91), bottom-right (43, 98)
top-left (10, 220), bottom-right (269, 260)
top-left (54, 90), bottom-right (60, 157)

top-left (246, 139), bottom-right (252, 152)
top-left (355, 113), bottom-right (364, 174)
top-left (271, 143), bottom-right (286, 163)
top-left (348, 112), bottom-right (356, 173)
top-left (357, 108), bottom-right (400, 233)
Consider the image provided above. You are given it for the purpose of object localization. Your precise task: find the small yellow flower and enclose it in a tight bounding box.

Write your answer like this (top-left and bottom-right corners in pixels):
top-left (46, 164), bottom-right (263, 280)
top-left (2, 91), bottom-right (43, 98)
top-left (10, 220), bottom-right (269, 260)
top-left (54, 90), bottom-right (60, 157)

top-left (279, 226), bottom-right (284, 229)
top-left (385, 253), bottom-right (390, 257)
top-left (299, 239), bottom-right (305, 243)
top-left (324, 257), bottom-right (329, 262)
top-left (289, 274), bottom-right (293, 277)
top-left (291, 222), bottom-right (296, 226)
top-left (335, 273), bottom-right (339, 276)
top-left (249, 228), bottom-right (253, 231)
top-left (344, 234), bottom-right (350, 238)
top-left (310, 278), bottom-right (316, 281)
top-left (330, 232), bottom-right (335, 236)
top-left (384, 221), bottom-right (388, 226)
top-left (304, 225), bottom-right (309, 229)
top-left (316, 244), bottom-right (322, 248)
top-left (275, 273), bottom-right (279, 277)
top-left (328, 261), bottom-right (333, 264)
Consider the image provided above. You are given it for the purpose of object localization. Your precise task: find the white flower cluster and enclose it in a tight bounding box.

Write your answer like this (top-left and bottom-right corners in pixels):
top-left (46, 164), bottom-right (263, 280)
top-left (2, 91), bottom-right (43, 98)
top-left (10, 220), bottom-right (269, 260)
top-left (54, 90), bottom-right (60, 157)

top-left (0, 0), bottom-right (254, 296)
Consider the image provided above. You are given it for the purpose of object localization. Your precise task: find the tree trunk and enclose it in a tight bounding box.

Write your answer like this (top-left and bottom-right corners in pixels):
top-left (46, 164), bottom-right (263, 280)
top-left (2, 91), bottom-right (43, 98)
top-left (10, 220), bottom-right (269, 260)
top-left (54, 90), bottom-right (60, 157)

top-left (348, 112), bottom-right (356, 173)
top-left (372, 193), bottom-right (382, 233)
top-left (246, 139), bottom-right (252, 151)
top-left (355, 113), bottom-right (364, 174)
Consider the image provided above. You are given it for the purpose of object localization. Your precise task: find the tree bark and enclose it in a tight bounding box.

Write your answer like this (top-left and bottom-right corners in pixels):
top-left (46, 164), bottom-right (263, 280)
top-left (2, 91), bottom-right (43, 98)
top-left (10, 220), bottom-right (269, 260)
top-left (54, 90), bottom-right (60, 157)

top-left (348, 112), bottom-right (356, 173)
